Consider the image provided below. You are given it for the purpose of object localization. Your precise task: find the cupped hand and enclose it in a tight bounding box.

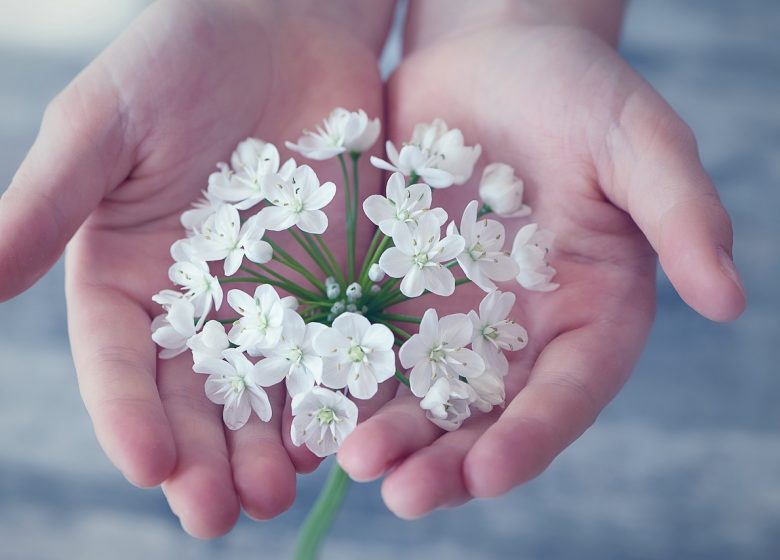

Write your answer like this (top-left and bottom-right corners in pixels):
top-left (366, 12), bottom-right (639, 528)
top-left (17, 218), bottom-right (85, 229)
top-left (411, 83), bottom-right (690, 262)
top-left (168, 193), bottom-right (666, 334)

top-left (338, 23), bottom-right (746, 518)
top-left (0, 0), bottom-right (392, 537)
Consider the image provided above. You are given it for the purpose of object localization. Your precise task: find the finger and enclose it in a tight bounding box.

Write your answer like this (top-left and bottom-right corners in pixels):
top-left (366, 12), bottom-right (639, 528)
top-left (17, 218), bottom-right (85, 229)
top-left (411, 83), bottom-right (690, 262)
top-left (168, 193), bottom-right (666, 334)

top-left (66, 273), bottom-right (176, 489)
top-left (464, 318), bottom-right (648, 499)
top-left (158, 354), bottom-right (240, 538)
top-left (0, 68), bottom-right (134, 301)
top-left (380, 414), bottom-right (494, 519)
top-left (283, 377), bottom-right (400, 474)
top-left (226, 385), bottom-right (296, 520)
top-left (599, 82), bottom-right (746, 322)
top-left (337, 394), bottom-right (442, 482)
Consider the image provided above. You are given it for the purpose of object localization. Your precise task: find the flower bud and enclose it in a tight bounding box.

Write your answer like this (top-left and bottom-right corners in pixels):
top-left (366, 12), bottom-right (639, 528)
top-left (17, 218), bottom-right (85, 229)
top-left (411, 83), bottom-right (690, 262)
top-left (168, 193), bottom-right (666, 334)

top-left (478, 163), bottom-right (531, 218)
top-left (326, 282), bottom-right (341, 300)
top-left (345, 282), bottom-right (362, 301)
top-left (368, 263), bottom-right (385, 282)
top-left (330, 301), bottom-right (345, 315)
top-left (369, 284), bottom-right (381, 294)
top-left (346, 303), bottom-right (358, 313)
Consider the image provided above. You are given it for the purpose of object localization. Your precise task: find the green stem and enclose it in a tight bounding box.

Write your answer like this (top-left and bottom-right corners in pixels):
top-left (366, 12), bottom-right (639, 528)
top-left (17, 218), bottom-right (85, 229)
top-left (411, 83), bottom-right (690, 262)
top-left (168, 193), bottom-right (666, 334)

top-left (350, 153), bottom-right (361, 281)
top-left (394, 370), bottom-right (411, 387)
top-left (241, 265), bottom-right (321, 301)
top-left (309, 232), bottom-right (344, 284)
top-left (407, 172), bottom-right (420, 186)
top-left (266, 238), bottom-right (325, 293)
top-left (290, 229), bottom-right (333, 280)
top-left (359, 228), bottom-right (384, 282)
top-left (375, 313), bottom-right (422, 325)
top-left (218, 276), bottom-right (264, 284)
top-left (338, 154), bottom-right (355, 283)
top-left (294, 462), bottom-right (352, 560)
top-left (380, 321), bottom-right (412, 341)
top-left (217, 318), bottom-right (239, 325)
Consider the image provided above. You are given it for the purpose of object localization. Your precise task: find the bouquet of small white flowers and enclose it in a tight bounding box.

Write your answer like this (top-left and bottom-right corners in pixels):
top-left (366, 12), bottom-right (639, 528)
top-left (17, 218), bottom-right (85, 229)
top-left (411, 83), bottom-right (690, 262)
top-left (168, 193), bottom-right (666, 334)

top-left (151, 107), bottom-right (558, 558)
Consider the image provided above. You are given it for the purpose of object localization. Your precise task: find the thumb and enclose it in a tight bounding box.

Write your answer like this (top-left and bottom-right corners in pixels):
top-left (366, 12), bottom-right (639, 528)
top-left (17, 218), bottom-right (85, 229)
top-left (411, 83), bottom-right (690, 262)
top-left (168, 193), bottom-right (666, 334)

top-left (0, 69), bottom-right (134, 301)
top-left (599, 82), bottom-right (746, 322)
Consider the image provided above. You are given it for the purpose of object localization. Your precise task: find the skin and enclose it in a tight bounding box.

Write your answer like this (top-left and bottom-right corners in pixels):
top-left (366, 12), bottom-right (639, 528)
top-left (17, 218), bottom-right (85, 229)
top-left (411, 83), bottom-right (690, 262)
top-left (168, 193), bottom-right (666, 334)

top-left (337, 0), bottom-right (746, 519)
top-left (0, 0), bottom-right (746, 536)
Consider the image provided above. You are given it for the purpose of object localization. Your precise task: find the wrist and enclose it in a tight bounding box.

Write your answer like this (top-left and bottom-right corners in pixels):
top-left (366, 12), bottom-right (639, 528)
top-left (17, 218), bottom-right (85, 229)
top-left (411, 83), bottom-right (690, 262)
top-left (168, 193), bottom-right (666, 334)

top-left (405, 0), bottom-right (625, 51)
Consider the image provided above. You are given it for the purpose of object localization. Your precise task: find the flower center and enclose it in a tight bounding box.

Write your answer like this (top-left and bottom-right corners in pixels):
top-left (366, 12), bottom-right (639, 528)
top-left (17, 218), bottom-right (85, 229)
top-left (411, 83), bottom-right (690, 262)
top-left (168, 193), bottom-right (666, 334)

top-left (230, 376), bottom-right (246, 393)
top-left (468, 243), bottom-right (486, 261)
top-left (316, 407), bottom-right (338, 426)
top-left (348, 344), bottom-right (367, 363)
top-left (397, 208), bottom-right (411, 221)
top-left (256, 313), bottom-right (270, 332)
top-left (287, 346), bottom-right (304, 366)
top-left (292, 198), bottom-right (304, 213)
top-left (429, 344), bottom-right (446, 362)
top-left (413, 252), bottom-right (429, 268)
top-left (481, 325), bottom-right (498, 340)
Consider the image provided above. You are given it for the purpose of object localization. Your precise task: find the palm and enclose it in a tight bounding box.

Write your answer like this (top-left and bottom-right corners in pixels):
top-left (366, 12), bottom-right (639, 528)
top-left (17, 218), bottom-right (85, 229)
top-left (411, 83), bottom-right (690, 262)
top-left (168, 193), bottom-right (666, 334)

top-left (61, 0), bottom-right (384, 535)
top-left (339, 25), bottom-right (674, 516)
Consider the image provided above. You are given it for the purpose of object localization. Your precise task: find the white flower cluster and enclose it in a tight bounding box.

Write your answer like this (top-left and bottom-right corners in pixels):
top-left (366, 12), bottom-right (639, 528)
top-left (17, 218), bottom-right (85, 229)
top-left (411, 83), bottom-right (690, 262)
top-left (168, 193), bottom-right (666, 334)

top-left (151, 108), bottom-right (559, 457)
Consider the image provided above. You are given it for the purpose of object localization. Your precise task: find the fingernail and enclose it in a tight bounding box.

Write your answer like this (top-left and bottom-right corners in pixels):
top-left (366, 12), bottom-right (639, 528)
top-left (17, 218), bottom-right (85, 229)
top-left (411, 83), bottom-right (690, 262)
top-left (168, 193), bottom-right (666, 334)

top-left (717, 246), bottom-right (745, 297)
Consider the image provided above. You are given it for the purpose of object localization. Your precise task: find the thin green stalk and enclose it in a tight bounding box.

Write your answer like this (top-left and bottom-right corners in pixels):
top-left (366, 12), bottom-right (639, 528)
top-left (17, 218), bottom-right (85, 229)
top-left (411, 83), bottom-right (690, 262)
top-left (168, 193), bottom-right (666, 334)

top-left (217, 318), bottom-right (240, 325)
top-left (379, 320), bottom-right (412, 341)
top-left (309, 232), bottom-right (344, 284)
top-left (407, 172), bottom-right (420, 186)
top-left (294, 462), bottom-right (351, 560)
top-left (338, 154), bottom-right (355, 282)
top-left (455, 277), bottom-right (472, 286)
top-left (290, 229), bottom-right (333, 279)
top-left (218, 276), bottom-right (264, 284)
top-left (350, 154), bottom-right (361, 275)
top-left (241, 265), bottom-right (322, 301)
top-left (266, 238), bottom-right (325, 293)
top-left (375, 313), bottom-right (422, 325)
top-left (358, 227), bottom-right (384, 282)
top-left (394, 370), bottom-right (411, 387)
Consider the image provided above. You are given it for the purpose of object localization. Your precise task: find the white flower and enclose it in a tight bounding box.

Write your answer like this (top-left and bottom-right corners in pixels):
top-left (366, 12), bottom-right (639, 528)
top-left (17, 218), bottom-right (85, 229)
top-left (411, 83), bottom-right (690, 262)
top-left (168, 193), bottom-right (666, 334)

top-left (188, 205), bottom-right (273, 276)
top-left (209, 139), bottom-right (297, 210)
top-left (254, 312), bottom-right (326, 397)
top-left (368, 263), bottom-right (385, 283)
top-left (181, 189), bottom-right (227, 232)
top-left (399, 308), bottom-right (485, 397)
top-left (193, 349), bottom-right (275, 430)
top-left (447, 200), bottom-right (519, 292)
top-left (151, 299), bottom-right (196, 359)
top-left (313, 313), bottom-right (395, 400)
top-left (468, 369), bottom-right (506, 413)
top-left (286, 108), bottom-right (380, 160)
top-left (167, 241), bottom-right (223, 321)
top-left (258, 165), bottom-right (336, 234)
top-left (511, 224), bottom-right (560, 292)
top-left (186, 320), bottom-right (229, 365)
top-left (468, 290), bottom-right (528, 376)
top-left (363, 172), bottom-right (447, 236)
top-left (290, 387), bottom-right (358, 457)
top-left (378, 213), bottom-right (464, 297)
top-left (478, 163), bottom-right (532, 218)
top-left (227, 285), bottom-right (288, 355)
top-left (420, 377), bottom-right (476, 431)
top-left (370, 119), bottom-right (481, 188)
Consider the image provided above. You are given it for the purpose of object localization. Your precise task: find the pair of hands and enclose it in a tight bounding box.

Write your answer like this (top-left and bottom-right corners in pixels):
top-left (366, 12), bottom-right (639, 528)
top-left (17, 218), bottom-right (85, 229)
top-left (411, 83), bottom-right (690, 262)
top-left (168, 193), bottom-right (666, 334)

top-left (0, 0), bottom-right (744, 537)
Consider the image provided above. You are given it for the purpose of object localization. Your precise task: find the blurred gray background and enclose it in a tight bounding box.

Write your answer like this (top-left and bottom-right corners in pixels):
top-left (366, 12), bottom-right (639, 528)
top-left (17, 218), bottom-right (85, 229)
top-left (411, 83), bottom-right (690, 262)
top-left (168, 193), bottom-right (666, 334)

top-left (1, 1), bottom-right (778, 559)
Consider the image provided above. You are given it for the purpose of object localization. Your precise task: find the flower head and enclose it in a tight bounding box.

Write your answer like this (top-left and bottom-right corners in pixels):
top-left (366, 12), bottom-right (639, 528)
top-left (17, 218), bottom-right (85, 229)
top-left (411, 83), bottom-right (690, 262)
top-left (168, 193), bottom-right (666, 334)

top-left (186, 320), bottom-right (230, 365)
top-left (227, 285), bottom-right (290, 355)
top-left (378, 213), bottom-right (464, 297)
top-left (468, 369), bottom-right (506, 413)
top-left (313, 313), bottom-right (395, 400)
top-left (193, 349), bottom-right (275, 429)
top-left (207, 139), bottom-right (297, 210)
top-left (448, 200), bottom-right (519, 292)
top-left (286, 108), bottom-right (380, 160)
top-left (188, 204), bottom-right (273, 276)
top-left (420, 377), bottom-right (476, 431)
top-left (478, 163), bottom-right (532, 218)
top-left (512, 223), bottom-right (559, 291)
top-left (151, 299), bottom-right (196, 359)
top-left (291, 387), bottom-right (358, 457)
top-left (258, 165), bottom-right (336, 234)
top-left (363, 172), bottom-right (447, 236)
top-left (166, 240), bottom-right (223, 320)
top-left (468, 290), bottom-right (528, 375)
top-left (370, 119), bottom-right (481, 188)
top-left (399, 308), bottom-right (485, 397)
top-left (253, 312), bottom-right (326, 397)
